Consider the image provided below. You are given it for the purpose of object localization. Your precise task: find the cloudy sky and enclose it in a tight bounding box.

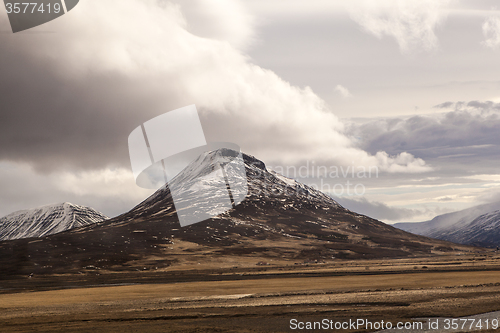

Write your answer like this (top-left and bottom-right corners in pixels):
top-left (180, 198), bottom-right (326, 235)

top-left (1, 0), bottom-right (500, 223)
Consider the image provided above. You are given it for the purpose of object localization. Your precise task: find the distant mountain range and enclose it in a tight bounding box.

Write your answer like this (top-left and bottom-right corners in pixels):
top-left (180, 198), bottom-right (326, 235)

top-left (394, 202), bottom-right (500, 248)
top-left (0, 202), bottom-right (108, 241)
top-left (0, 149), bottom-right (475, 276)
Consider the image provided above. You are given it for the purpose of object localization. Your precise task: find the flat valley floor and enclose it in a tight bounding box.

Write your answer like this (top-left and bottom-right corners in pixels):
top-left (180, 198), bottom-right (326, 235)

top-left (1, 254), bottom-right (500, 332)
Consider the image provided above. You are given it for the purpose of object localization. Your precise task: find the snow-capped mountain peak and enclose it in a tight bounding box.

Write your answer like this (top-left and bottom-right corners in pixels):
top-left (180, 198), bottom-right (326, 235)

top-left (0, 202), bottom-right (108, 241)
top-left (129, 149), bottom-right (342, 223)
top-left (394, 202), bottom-right (500, 247)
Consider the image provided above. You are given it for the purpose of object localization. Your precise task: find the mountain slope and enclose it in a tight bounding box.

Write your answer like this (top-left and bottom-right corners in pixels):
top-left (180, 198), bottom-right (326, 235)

top-left (394, 202), bottom-right (500, 247)
top-left (0, 202), bottom-right (108, 241)
top-left (0, 150), bottom-right (477, 277)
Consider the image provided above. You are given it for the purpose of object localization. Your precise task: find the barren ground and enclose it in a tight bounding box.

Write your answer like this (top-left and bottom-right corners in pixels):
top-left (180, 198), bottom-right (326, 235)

top-left (1, 254), bottom-right (500, 332)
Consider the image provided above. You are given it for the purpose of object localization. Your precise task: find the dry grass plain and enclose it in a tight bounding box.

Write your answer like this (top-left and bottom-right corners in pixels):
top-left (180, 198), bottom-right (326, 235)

top-left (1, 254), bottom-right (500, 332)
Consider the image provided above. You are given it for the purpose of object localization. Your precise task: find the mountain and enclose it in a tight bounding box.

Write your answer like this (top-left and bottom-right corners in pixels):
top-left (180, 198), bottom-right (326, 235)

top-left (0, 202), bottom-right (108, 241)
top-left (0, 149), bottom-right (476, 277)
top-left (394, 202), bottom-right (500, 248)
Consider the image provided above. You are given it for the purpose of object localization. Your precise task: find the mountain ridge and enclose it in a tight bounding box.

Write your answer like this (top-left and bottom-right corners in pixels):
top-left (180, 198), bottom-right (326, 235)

top-left (0, 150), bottom-right (479, 277)
top-left (0, 202), bottom-right (108, 241)
top-left (394, 202), bottom-right (500, 247)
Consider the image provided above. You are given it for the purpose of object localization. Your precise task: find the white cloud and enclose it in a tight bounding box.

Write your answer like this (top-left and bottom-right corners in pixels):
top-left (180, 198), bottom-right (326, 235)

top-left (334, 84), bottom-right (352, 98)
top-left (348, 0), bottom-right (451, 53)
top-left (0, 161), bottom-right (153, 218)
top-left (334, 196), bottom-right (429, 222)
top-left (482, 15), bottom-right (500, 49)
top-left (178, 0), bottom-right (256, 50)
top-left (246, 1), bottom-right (345, 17)
top-left (374, 151), bottom-right (431, 173)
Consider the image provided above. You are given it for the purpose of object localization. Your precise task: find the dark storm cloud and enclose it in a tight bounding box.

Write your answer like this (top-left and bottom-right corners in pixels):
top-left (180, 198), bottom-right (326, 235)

top-left (0, 0), bottom-right (233, 172)
top-left (0, 48), bottom-right (178, 171)
top-left (0, 2), bottom-right (196, 172)
top-left (0, 0), bottom-right (251, 173)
